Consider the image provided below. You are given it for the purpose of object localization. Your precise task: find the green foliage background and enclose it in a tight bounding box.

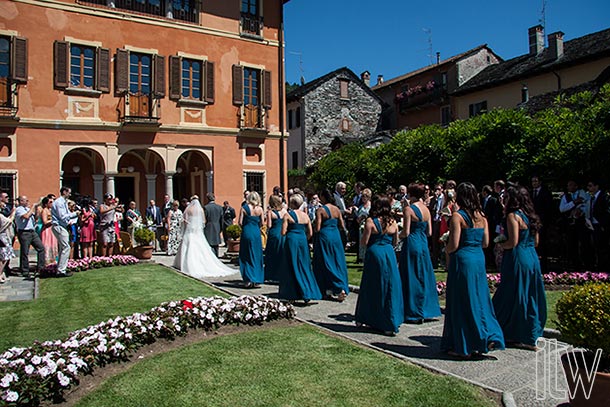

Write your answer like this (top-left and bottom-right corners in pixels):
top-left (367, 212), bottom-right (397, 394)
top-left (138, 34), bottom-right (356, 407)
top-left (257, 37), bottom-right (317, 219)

top-left (307, 84), bottom-right (610, 193)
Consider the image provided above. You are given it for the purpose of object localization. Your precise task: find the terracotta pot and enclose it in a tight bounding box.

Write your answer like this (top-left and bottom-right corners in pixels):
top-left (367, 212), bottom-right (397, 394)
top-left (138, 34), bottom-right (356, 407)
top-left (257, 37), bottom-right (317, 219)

top-left (134, 245), bottom-right (154, 260)
top-left (560, 351), bottom-right (610, 406)
top-left (227, 239), bottom-right (240, 253)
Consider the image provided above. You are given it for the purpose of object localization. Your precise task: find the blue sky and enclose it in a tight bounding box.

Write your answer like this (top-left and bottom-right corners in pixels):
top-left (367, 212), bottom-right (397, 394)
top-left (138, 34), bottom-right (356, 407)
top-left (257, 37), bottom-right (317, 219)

top-left (284, 0), bottom-right (610, 85)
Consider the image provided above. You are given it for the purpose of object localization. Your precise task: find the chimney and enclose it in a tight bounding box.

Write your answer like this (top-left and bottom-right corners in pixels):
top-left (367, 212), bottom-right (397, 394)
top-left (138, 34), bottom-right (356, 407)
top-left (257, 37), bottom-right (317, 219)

top-left (548, 31), bottom-right (564, 59)
top-left (528, 25), bottom-right (545, 56)
top-left (436, 52), bottom-right (440, 64)
top-left (377, 75), bottom-right (384, 86)
top-left (361, 71), bottom-right (371, 87)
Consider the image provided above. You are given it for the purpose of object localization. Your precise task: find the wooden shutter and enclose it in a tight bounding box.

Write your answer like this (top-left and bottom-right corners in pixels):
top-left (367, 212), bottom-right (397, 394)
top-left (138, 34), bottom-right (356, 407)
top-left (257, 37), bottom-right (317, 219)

top-left (96, 47), bottom-right (110, 93)
top-left (114, 48), bottom-right (129, 95)
top-left (263, 69), bottom-right (272, 109)
top-left (205, 60), bottom-right (214, 104)
top-left (11, 37), bottom-right (28, 83)
top-left (53, 40), bottom-right (69, 89)
top-left (153, 54), bottom-right (165, 98)
top-left (169, 55), bottom-right (181, 100)
top-left (232, 64), bottom-right (243, 106)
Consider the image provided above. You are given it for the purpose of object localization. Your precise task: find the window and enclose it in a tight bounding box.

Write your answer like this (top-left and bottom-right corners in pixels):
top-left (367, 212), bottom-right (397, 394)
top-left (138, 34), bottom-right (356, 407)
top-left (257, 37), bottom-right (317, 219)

top-left (292, 151), bottom-right (298, 169)
top-left (240, 0), bottom-right (262, 37)
top-left (0, 35), bottom-right (27, 114)
top-left (245, 171), bottom-right (264, 199)
top-left (129, 52), bottom-right (151, 95)
top-left (0, 173), bottom-right (16, 201)
top-left (339, 79), bottom-right (349, 99)
top-left (295, 106), bottom-right (301, 128)
top-left (441, 105), bottom-right (451, 126)
top-left (232, 65), bottom-right (272, 129)
top-left (288, 109), bottom-right (293, 129)
top-left (169, 55), bottom-right (214, 104)
top-left (440, 72), bottom-right (447, 89)
top-left (341, 118), bottom-right (350, 132)
top-left (469, 101), bottom-right (487, 117)
top-left (54, 41), bottom-right (109, 93)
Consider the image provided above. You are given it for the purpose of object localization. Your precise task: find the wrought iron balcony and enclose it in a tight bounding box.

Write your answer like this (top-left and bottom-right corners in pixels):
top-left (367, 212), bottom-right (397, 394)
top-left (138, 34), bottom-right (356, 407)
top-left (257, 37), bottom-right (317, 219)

top-left (240, 12), bottom-right (263, 37)
top-left (397, 86), bottom-right (448, 112)
top-left (0, 78), bottom-right (19, 120)
top-left (79, 0), bottom-right (199, 24)
top-left (119, 93), bottom-right (160, 126)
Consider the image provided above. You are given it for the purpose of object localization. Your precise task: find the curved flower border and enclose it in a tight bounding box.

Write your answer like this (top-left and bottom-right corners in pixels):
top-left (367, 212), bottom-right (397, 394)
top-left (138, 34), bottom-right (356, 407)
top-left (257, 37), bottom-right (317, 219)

top-left (0, 295), bottom-right (295, 406)
top-left (40, 255), bottom-right (140, 277)
top-left (436, 272), bottom-right (610, 295)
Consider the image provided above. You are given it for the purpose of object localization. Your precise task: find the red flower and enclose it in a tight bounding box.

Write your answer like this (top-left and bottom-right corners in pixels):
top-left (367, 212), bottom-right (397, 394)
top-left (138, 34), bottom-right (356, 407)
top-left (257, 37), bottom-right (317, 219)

top-left (182, 300), bottom-right (194, 310)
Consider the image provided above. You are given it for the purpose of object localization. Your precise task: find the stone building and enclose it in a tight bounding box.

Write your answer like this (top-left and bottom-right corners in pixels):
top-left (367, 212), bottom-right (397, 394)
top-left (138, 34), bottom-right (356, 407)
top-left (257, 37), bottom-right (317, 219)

top-left (286, 67), bottom-right (385, 169)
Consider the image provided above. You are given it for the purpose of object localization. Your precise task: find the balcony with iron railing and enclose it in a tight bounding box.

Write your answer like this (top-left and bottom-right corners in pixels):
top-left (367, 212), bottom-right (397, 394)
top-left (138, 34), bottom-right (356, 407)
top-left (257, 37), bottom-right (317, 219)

top-left (0, 78), bottom-right (19, 120)
top-left (118, 92), bottom-right (161, 126)
top-left (78, 0), bottom-right (199, 24)
top-left (396, 83), bottom-right (448, 112)
top-left (240, 12), bottom-right (263, 38)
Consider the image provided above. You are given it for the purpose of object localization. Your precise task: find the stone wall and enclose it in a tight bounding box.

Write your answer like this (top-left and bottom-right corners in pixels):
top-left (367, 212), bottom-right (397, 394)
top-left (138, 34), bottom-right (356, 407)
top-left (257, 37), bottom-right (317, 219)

top-left (303, 71), bottom-right (382, 167)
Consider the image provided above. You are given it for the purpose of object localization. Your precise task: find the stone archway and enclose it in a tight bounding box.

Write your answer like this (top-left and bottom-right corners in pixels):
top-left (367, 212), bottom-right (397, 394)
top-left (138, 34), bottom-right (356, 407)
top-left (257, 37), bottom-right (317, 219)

top-left (173, 150), bottom-right (212, 202)
top-left (60, 148), bottom-right (106, 201)
top-left (116, 149), bottom-right (165, 208)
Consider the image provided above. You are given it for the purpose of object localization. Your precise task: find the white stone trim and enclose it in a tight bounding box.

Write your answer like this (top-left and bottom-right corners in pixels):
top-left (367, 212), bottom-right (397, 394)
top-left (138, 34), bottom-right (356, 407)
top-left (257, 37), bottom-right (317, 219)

top-left (125, 45), bottom-right (159, 55)
top-left (239, 61), bottom-right (266, 70)
top-left (242, 169), bottom-right (267, 199)
top-left (66, 96), bottom-right (101, 122)
top-left (0, 134), bottom-right (17, 162)
top-left (177, 51), bottom-right (208, 61)
top-left (242, 142), bottom-right (265, 166)
top-left (0, 29), bottom-right (19, 37)
top-left (64, 36), bottom-right (103, 48)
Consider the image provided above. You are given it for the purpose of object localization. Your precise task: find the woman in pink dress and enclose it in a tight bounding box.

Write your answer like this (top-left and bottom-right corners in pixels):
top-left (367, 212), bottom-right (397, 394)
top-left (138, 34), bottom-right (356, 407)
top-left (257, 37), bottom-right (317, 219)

top-left (79, 197), bottom-right (97, 258)
top-left (39, 196), bottom-right (58, 265)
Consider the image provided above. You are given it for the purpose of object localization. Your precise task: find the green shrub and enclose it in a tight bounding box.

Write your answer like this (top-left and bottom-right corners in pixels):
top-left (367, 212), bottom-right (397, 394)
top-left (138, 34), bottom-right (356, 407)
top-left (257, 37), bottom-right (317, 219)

top-left (133, 227), bottom-right (155, 246)
top-left (556, 283), bottom-right (610, 361)
top-left (226, 224), bottom-right (242, 240)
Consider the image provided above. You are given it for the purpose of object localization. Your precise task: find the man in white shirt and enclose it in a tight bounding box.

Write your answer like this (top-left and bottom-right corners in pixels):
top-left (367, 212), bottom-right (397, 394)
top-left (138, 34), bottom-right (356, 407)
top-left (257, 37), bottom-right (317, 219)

top-left (559, 180), bottom-right (592, 269)
top-left (51, 187), bottom-right (79, 277)
top-left (15, 196), bottom-right (44, 277)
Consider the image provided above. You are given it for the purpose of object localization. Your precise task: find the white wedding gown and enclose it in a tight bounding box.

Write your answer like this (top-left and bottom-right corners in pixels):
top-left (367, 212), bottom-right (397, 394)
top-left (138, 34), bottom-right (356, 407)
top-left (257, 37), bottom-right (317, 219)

top-left (173, 200), bottom-right (236, 278)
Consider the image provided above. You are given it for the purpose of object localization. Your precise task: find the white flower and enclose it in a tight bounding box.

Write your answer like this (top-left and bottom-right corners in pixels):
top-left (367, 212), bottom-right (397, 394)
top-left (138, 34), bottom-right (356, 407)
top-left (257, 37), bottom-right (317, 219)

top-left (67, 364), bottom-right (78, 374)
top-left (57, 371), bottom-right (70, 387)
top-left (37, 366), bottom-right (51, 377)
top-left (24, 365), bottom-right (34, 375)
top-left (3, 390), bottom-right (18, 402)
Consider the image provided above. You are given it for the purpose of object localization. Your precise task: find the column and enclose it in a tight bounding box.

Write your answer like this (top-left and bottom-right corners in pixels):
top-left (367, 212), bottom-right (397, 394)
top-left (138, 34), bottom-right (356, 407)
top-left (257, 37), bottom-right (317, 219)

top-left (145, 174), bottom-right (157, 202)
top-left (205, 170), bottom-right (214, 194)
top-left (164, 171), bottom-right (175, 200)
top-left (59, 171), bottom-right (64, 191)
top-left (106, 172), bottom-right (117, 197)
top-left (92, 174), bottom-right (105, 202)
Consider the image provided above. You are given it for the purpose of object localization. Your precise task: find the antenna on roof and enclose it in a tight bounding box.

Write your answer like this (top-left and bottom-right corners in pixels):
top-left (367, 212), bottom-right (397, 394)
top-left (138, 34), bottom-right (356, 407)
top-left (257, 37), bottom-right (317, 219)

top-left (423, 28), bottom-right (434, 65)
top-left (539, 0), bottom-right (547, 47)
top-left (289, 51), bottom-right (305, 84)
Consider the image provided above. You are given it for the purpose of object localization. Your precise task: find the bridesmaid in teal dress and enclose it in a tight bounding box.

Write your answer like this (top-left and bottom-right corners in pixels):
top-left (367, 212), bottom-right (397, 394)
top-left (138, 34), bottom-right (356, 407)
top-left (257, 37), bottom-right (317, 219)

top-left (441, 182), bottom-right (505, 358)
top-left (279, 194), bottom-right (321, 303)
top-left (493, 186), bottom-right (546, 350)
top-left (355, 196), bottom-right (404, 336)
top-left (264, 195), bottom-right (286, 282)
top-left (239, 191), bottom-right (265, 287)
top-left (313, 189), bottom-right (349, 301)
top-left (399, 183), bottom-right (441, 323)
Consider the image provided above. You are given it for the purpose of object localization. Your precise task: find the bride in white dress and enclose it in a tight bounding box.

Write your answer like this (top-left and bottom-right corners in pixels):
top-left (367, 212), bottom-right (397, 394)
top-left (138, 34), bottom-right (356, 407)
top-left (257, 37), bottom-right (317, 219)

top-left (173, 196), bottom-right (236, 278)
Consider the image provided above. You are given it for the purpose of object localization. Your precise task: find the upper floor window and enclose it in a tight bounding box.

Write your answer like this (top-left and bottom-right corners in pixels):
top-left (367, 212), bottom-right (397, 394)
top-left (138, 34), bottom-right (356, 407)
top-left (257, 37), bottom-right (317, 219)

top-left (169, 55), bottom-right (214, 104)
top-left (441, 105), bottom-right (451, 126)
top-left (288, 109), bottom-right (293, 129)
top-left (0, 35), bottom-right (27, 113)
top-left (240, 0), bottom-right (262, 37)
top-left (232, 65), bottom-right (272, 129)
top-left (295, 106), bottom-right (301, 128)
top-left (469, 101), bottom-right (487, 117)
top-left (54, 40), bottom-right (109, 93)
top-left (339, 79), bottom-right (349, 99)
top-left (129, 52), bottom-right (152, 95)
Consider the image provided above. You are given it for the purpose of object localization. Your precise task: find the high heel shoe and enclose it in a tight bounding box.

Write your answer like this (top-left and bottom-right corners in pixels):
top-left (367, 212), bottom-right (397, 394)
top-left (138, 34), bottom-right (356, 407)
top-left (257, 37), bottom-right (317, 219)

top-left (0, 273), bottom-right (7, 284)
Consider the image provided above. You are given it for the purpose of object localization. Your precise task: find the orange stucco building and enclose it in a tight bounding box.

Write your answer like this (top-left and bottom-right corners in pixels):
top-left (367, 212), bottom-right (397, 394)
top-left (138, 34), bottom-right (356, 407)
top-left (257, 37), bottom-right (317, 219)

top-left (0, 0), bottom-right (288, 208)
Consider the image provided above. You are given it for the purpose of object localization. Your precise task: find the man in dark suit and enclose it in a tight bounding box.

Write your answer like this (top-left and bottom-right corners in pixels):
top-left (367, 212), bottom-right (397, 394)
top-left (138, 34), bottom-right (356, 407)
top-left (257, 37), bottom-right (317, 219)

top-left (531, 176), bottom-right (555, 272)
top-left (204, 193), bottom-right (223, 257)
top-left (222, 200), bottom-right (236, 246)
top-left (587, 179), bottom-right (609, 271)
top-left (159, 194), bottom-right (172, 251)
top-left (146, 199), bottom-right (163, 251)
top-left (428, 184), bottom-right (444, 268)
top-left (481, 185), bottom-right (502, 269)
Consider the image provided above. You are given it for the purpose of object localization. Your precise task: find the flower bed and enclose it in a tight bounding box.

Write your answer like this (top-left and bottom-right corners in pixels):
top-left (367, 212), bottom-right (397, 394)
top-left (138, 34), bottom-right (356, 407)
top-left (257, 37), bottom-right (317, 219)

top-left (40, 255), bottom-right (139, 277)
top-left (0, 295), bottom-right (295, 406)
top-left (436, 272), bottom-right (610, 296)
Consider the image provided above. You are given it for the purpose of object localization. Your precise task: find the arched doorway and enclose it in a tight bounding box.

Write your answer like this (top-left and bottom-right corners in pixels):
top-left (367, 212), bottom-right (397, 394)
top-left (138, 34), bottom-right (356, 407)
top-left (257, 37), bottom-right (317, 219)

top-left (174, 150), bottom-right (211, 201)
top-left (61, 148), bottom-right (105, 201)
top-left (116, 149), bottom-right (164, 208)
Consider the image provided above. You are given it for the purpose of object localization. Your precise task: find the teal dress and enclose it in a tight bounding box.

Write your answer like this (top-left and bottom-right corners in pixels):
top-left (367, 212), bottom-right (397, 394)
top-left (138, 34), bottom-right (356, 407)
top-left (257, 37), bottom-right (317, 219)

top-left (313, 205), bottom-right (349, 296)
top-left (441, 210), bottom-right (505, 355)
top-left (399, 205), bottom-right (441, 322)
top-left (239, 205), bottom-right (264, 284)
top-left (278, 210), bottom-right (321, 301)
top-left (264, 210), bottom-right (284, 282)
top-left (355, 218), bottom-right (404, 334)
top-left (493, 210), bottom-right (547, 346)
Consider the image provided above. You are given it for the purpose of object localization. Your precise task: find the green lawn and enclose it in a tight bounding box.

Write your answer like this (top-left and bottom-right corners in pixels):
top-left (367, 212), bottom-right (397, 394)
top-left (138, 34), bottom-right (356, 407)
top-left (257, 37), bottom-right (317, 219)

top-left (0, 263), bottom-right (225, 350)
top-left (76, 324), bottom-right (496, 407)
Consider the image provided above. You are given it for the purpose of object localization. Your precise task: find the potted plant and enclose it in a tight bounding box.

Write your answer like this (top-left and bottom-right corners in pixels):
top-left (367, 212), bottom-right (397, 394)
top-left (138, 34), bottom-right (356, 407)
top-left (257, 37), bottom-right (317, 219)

top-left (556, 282), bottom-right (610, 406)
top-left (133, 226), bottom-right (156, 259)
top-left (225, 224), bottom-right (242, 253)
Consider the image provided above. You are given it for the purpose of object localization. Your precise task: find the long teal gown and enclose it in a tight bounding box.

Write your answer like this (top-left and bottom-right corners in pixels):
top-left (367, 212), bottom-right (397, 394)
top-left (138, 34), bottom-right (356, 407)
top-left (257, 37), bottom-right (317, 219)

top-left (264, 210), bottom-right (284, 282)
top-left (278, 211), bottom-right (321, 301)
top-left (441, 210), bottom-right (505, 355)
top-left (492, 210), bottom-right (547, 346)
top-left (355, 218), bottom-right (404, 334)
top-left (313, 205), bottom-right (350, 296)
top-left (399, 205), bottom-right (441, 322)
top-left (239, 205), bottom-right (264, 284)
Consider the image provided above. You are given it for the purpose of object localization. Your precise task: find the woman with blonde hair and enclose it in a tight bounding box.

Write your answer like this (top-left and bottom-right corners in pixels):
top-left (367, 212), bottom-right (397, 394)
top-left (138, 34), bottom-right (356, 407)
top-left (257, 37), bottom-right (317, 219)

top-left (239, 191), bottom-right (265, 287)
top-left (264, 194), bottom-right (286, 282)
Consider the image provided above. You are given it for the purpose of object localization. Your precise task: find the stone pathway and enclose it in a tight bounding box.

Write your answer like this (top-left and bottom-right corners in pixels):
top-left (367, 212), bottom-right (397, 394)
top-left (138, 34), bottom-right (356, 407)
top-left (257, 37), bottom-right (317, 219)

top-left (154, 251), bottom-right (570, 407)
top-left (0, 252), bottom-right (36, 302)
